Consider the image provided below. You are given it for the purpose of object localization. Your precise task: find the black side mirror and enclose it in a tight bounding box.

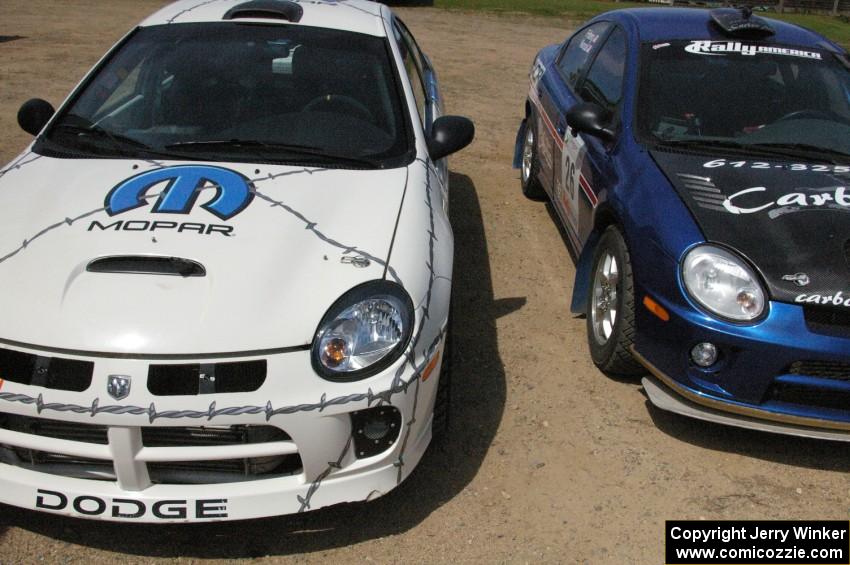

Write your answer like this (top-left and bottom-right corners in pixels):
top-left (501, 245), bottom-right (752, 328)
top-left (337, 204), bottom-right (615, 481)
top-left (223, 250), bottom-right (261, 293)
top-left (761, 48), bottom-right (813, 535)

top-left (17, 98), bottom-right (55, 136)
top-left (427, 115), bottom-right (475, 161)
top-left (565, 102), bottom-right (615, 142)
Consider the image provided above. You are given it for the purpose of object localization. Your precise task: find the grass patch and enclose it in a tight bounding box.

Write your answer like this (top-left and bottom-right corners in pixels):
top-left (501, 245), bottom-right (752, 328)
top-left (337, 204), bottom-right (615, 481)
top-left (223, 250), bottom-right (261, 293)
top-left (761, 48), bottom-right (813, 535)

top-left (432, 0), bottom-right (644, 20)
top-left (432, 0), bottom-right (850, 47)
top-left (768, 13), bottom-right (850, 48)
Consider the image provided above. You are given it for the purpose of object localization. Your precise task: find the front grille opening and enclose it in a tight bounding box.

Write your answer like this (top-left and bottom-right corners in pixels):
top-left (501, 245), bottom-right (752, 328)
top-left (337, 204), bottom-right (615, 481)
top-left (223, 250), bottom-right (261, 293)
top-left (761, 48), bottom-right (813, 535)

top-left (0, 447), bottom-right (116, 481)
top-left (1, 413), bottom-right (108, 444)
top-left (0, 415), bottom-right (114, 480)
top-left (148, 360), bottom-right (266, 396)
top-left (787, 360), bottom-right (850, 381)
top-left (148, 454), bottom-right (302, 484)
top-left (141, 424), bottom-right (291, 446)
top-left (768, 382), bottom-right (850, 412)
top-left (0, 348), bottom-right (93, 391)
top-left (0, 415), bottom-right (301, 484)
top-left (145, 424), bottom-right (300, 483)
top-left (804, 307), bottom-right (850, 338)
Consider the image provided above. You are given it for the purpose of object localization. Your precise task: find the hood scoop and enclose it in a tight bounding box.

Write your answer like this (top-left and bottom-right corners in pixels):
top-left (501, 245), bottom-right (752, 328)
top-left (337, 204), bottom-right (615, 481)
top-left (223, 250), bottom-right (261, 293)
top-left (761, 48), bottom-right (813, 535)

top-left (87, 256), bottom-right (206, 278)
top-left (223, 0), bottom-right (303, 22)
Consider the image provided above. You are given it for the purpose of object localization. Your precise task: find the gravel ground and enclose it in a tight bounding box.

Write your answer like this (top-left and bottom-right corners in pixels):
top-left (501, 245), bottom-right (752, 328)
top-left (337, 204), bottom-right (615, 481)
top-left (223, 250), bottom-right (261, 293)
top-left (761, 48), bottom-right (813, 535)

top-left (2, 2), bottom-right (850, 563)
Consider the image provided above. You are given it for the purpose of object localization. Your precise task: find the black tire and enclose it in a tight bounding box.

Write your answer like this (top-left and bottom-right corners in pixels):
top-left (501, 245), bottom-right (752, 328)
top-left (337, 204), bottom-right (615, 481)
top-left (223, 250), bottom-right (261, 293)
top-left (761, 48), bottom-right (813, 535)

top-left (432, 319), bottom-right (452, 438)
top-left (520, 115), bottom-right (546, 201)
top-left (586, 226), bottom-right (644, 376)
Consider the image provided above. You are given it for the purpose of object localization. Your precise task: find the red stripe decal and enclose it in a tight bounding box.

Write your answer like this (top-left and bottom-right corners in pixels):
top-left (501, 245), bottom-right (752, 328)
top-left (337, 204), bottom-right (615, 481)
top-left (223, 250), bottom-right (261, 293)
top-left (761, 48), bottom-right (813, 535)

top-left (529, 90), bottom-right (563, 149)
top-left (578, 174), bottom-right (598, 207)
top-left (528, 89), bottom-right (599, 208)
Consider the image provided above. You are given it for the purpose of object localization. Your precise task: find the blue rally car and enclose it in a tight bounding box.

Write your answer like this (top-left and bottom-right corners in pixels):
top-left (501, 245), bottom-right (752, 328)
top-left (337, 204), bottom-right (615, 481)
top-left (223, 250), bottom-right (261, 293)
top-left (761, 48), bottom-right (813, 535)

top-left (514, 7), bottom-right (850, 439)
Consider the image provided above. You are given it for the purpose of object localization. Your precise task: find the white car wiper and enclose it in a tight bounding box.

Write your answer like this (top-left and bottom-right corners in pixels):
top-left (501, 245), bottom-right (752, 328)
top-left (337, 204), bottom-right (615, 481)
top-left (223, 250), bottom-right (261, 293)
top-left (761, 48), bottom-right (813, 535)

top-left (165, 139), bottom-right (382, 168)
top-left (51, 117), bottom-right (173, 159)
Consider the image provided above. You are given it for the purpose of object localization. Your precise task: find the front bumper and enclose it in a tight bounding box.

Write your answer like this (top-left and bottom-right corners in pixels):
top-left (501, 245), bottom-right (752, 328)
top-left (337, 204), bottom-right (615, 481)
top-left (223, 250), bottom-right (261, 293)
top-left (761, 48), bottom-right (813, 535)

top-left (641, 363), bottom-right (850, 442)
top-left (634, 294), bottom-right (850, 436)
top-left (0, 337), bottom-right (444, 522)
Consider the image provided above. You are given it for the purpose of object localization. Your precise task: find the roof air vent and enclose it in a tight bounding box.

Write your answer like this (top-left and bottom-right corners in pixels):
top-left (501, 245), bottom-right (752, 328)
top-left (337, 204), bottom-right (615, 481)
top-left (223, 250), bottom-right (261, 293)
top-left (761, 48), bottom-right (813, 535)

top-left (87, 256), bottom-right (206, 277)
top-left (710, 7), bottom-right (775, 38)
top-left (223, 0), bottom-right (304, 23)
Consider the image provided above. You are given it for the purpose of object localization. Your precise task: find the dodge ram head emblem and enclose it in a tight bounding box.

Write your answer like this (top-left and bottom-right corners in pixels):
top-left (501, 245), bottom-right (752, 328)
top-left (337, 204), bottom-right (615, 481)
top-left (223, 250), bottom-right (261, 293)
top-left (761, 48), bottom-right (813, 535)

top-left (107, 375), bottom-right (131, 400)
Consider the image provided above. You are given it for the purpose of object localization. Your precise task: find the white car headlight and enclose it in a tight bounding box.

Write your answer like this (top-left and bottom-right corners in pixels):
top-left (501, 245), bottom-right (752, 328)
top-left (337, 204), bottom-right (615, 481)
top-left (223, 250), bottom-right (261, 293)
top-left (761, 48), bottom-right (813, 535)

top-left (682, 245), bottom-right (766, 322)
top-left (312, 281), bottom-right (414, 380)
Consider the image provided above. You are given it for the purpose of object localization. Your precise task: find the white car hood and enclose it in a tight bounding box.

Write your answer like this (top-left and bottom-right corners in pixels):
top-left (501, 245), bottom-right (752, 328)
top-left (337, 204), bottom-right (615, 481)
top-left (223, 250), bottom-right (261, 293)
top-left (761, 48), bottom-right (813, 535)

top-left (0, 155), bottom-right (406, 355)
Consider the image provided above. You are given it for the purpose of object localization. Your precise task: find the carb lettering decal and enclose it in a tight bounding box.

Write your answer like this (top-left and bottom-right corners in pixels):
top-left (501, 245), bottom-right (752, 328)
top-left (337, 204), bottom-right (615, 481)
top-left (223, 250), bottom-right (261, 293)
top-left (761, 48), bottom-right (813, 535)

top-left (678, 174), bottom-right (850, 219)
top-left (721, 186), bottom-right (850, 219)
top-left (795, 291), bottom-right (850, 307)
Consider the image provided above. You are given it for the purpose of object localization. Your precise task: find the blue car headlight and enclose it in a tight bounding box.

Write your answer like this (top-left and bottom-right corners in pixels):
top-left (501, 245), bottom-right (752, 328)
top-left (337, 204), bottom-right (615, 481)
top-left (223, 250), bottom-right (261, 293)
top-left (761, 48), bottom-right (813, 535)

top-left (312, 281), bottom-right (414, 381)
top-left (682, 245), bottom-right (766, 322)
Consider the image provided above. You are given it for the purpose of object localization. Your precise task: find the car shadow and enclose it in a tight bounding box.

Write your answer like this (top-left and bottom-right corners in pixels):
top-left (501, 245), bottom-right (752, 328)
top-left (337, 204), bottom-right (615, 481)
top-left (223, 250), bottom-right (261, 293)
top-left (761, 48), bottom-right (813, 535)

top-left (645, 397), bottom-right (850, 472)
top-left (544, 202), bottom-right (579, 264)
top-left (0, 171), bottom-right (507, 558)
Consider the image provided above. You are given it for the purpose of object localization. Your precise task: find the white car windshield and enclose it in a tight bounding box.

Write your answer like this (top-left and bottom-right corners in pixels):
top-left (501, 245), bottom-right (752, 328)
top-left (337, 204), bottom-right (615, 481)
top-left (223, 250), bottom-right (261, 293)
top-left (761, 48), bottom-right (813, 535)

top-left (39, 23), bottom-right (413, 168)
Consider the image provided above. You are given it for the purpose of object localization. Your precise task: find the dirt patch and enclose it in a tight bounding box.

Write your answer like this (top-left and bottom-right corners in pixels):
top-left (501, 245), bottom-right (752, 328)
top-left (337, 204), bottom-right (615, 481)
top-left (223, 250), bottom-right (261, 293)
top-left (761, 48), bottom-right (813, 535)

top-left (2, 2), bottom-right (850, 563)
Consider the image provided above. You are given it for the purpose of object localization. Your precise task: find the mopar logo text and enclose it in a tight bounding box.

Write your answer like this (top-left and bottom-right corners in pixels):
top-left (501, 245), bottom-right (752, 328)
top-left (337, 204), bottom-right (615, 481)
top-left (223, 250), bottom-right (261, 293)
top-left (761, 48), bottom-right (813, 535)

top-left (36, 489), bottom-right (228, 520)
top-left (88, 219), bottom-right (233, 236)
top-left (105, 165), bottom-right (253, 220)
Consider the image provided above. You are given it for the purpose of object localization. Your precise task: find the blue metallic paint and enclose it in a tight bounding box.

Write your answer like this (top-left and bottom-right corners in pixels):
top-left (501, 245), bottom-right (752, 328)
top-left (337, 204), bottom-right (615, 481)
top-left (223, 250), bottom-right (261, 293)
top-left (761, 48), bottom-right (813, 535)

top-left (515, 7), bottom-right (850, 431)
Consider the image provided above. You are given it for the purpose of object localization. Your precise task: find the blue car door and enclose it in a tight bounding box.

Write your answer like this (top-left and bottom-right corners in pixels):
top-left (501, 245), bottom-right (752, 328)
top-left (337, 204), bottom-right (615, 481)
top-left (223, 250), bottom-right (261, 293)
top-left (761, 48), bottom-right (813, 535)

top-left (536, 22), bottom-right (610, 212)
top-left (551, 24), bottom-right (627, 249)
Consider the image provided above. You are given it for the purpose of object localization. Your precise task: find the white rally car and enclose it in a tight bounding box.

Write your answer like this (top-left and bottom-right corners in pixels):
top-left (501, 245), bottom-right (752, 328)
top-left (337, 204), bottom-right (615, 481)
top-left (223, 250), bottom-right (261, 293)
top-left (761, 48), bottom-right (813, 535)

top-left (0, 0), bottom-right (473, 521)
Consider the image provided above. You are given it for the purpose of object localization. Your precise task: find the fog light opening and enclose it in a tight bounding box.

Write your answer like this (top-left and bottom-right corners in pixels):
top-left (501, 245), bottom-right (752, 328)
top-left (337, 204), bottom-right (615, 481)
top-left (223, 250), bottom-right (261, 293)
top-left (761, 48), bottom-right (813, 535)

top-left (351, 406), bottom-right (402, 459)
top-left (690, 342), bottom-right (718, 368)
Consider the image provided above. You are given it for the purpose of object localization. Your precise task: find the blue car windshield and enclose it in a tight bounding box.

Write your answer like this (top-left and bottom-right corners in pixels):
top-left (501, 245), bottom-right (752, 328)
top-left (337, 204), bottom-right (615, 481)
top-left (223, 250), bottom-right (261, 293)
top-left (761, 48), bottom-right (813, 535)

top-left (37, 23), bottom-right (412, 168)
top-left (637, 40), bottom-right (850, 159)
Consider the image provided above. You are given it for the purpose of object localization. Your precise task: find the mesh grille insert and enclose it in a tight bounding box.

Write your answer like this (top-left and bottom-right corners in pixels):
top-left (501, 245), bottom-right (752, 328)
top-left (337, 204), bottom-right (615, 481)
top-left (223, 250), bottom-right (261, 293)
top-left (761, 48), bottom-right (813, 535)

top-left (804, 306), bottom-right (850, 338)
top-left (768, 382), bottom-right (850, 412)
top-left (148, 360), bottom-right (266, 395)
top-left (0, 415), bottom-right (300, 483)
top-left (788, 360), bottom-right (850, 381)
top-left (0, 348), bottom-right (93, 392)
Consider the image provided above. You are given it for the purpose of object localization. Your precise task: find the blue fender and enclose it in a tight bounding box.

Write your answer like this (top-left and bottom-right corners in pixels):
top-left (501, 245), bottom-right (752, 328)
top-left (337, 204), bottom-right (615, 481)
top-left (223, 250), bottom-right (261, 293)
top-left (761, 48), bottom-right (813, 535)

top-left (570, 229), bottom-right (600, 315)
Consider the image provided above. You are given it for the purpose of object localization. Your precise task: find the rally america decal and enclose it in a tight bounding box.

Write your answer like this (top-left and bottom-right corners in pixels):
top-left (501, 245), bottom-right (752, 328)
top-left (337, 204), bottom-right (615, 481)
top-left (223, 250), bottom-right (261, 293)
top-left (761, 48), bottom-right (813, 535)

top-left (684, 40), bottom-right (822, 60)
top-left (91, 165), bottom-right (254, 236)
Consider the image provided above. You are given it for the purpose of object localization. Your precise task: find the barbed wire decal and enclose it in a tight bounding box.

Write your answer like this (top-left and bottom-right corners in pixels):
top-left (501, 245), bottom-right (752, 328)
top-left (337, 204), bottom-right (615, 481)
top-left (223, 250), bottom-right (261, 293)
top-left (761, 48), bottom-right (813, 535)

top-left (0, 152), bottom-right (42, 181)
top-left (391, 157), bottom-right (442, 484)
top-left (252, 187), bottom-right (403, 284)
top-left (297, 436), bottom-right (351, 513)
top-left (0, 153), bottom-right (450, 512)
top-left (0, 323), bottom-right (445, 422)
top-left (165, 0), bottom-right (226, 24)
top-left (0, 205), bottom-right (108, 265)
